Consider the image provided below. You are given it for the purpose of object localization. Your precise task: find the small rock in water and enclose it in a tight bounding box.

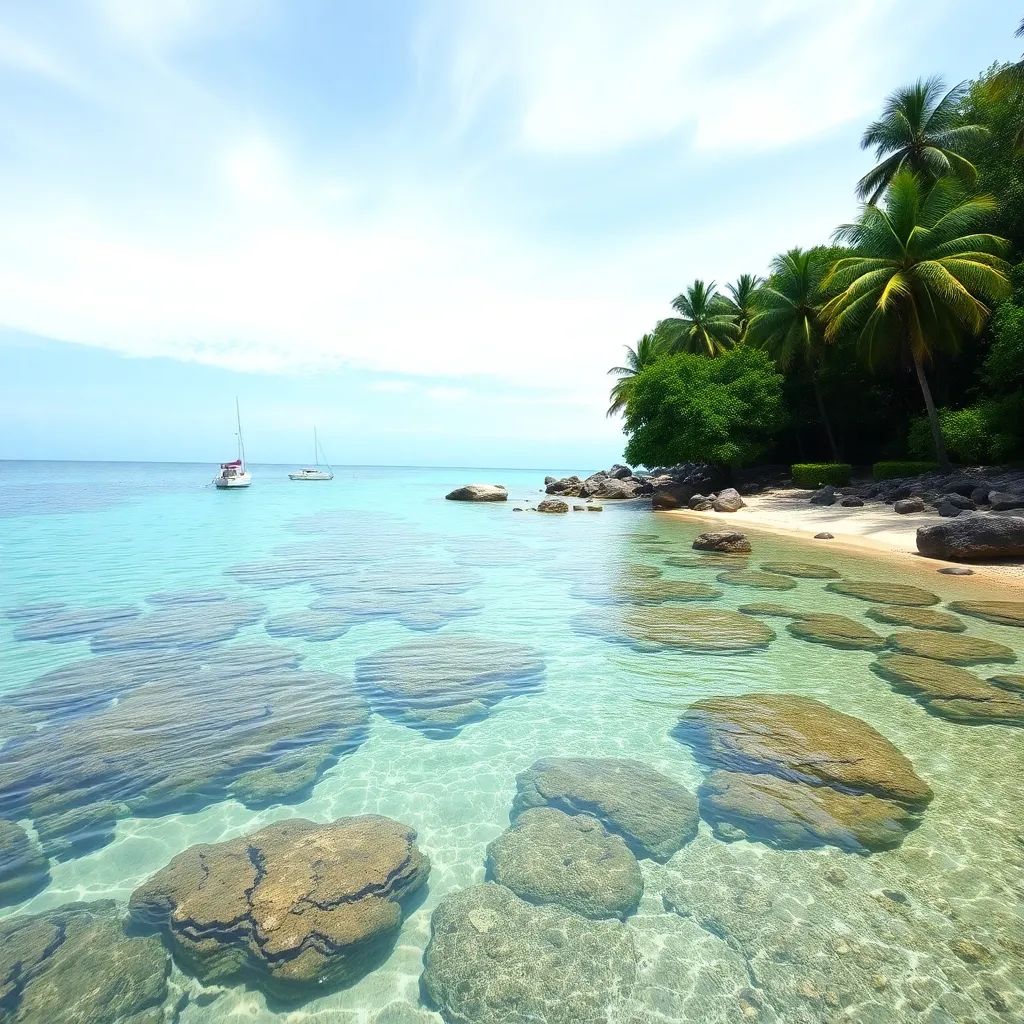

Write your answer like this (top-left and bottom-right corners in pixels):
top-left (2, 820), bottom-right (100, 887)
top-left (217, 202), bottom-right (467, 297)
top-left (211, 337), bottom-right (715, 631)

top-left (895, 497), bottom-right (925, 514)
top-left (537, 499), bottom-right (570, 514)
top-left (693, 531), bottom-right (751, 554)
top-left (445, 483), bottom-right (508, 502)
top-left (938, 566), bottom-right (974, 575)
top-left (586, 504), bottom-right (603, 512)
top-left (573, 505), bottom-right (586, 511)
top-left (814, 532), bottom-right (834, 540)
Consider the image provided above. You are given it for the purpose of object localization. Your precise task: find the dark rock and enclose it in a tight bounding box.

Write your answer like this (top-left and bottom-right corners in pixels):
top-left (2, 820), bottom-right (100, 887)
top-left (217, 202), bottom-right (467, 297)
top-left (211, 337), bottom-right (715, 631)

top-left (691, 498), bottom-right (715, 511)
top-left (445, 484), bottom-right (508, 502)
top-left (511, 756), bottom-right (698, 861)
top-left (651, 480), bottom-right (695, 510)
top-left (890, 485), bottom-right (915, 501)
top-left (608, 464), bottom-right (633, 479)
top-left (712, 487), bottom-right (745, 513)
top-left (840, 496), bottom-right (865, 507)
top-left (938, 566), bottom-right (974, 575)
top-left (593, 478), bottom-right (643, 500)
top-left (988, 491), bottom-right (1024, 511)
top-left (543, 476), bottom-right (555, 485)
top-left (970, 486), bottom-right (991, 505)
top-left (572, 505), bottom-right (585, 512)
top-left (587, 504), bottom-right (603, 512)
top-left (545, 476), bottom-right (582, 497)
top-left (687, 493), bottom-right (709, 509)
top-left (809, 486), bottom-right (838, 506)
top-left (692, 531), bottom-right (751, 554)
top-left (895, 497), bottom-right (925, 514)
top-left (537, 499), bottom-right (570, 514)
top-left (421, 883), bottom-right (637, 1024)
top-left (937, 503), bottom-right (962, 518)
top-left (814, 532), bottom-right (834, 539)
top-left (578, 472), bottom-right (607, 497)
top-left (0, 900), bottom-right (171, 1024)
top-left (486, 807), bottom-right (643, 919)
top-left (917, 514), bottom-right (1024, 561)
top-left (940, 493), bottom-right (976, 510)
top-left (130, 816), bottom-right (429, 1000)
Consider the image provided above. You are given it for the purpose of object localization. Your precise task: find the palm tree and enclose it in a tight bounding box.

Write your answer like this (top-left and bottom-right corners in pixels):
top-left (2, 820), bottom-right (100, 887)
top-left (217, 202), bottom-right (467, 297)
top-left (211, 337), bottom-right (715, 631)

top-left (655, 280), bottom-right (739, 357)
top-left (857, 77), bottom-right (987, 204)
top-left (823, 171), bottom-right (1011, 472)
top-left (747, 249), bottom-right (840, 462)
top-left (724, 274), bottom-right (764, 337)
top-left (607, 333), bottom-right (666, 416)
top-left (988, 18), bottom-right (1024, 148)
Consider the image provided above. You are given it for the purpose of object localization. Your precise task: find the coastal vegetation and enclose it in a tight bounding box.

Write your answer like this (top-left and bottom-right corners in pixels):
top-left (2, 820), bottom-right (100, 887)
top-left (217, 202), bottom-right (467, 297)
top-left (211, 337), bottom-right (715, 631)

top-left (612, 21), bottom-right (1024, 471)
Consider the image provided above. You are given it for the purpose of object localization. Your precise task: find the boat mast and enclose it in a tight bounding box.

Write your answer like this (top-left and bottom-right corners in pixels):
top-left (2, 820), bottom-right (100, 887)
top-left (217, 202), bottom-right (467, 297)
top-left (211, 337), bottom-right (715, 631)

top-left (236, 397), bottom-right (246, 469)
top-left (314, 426), bottom-right (319, 469)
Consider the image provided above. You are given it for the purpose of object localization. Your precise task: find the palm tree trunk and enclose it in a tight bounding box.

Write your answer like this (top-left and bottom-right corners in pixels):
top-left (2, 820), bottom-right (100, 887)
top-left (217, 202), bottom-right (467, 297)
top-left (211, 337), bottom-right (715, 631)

top-left (811, 372), bottom-right (840, 463)
top-left (911, 348), bottom-right (950, 473)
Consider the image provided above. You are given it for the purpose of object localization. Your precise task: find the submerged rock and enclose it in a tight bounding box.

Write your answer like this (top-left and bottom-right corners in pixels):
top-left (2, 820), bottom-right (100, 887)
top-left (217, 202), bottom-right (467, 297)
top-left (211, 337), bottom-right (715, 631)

top-left (130, 816), bottom-right (429, 1001)
top-left (421, 883), bottom-right (637, 1024)
top-left (675, 693), bottom-right (932, 805)
top-left (664, 553), bottom-right (749, 569)
top-left (872, 654), bottom-right (1024, 726)
top-left (264, 608), bottom-right (353, 641)
top-left (0, 820), bottom-right (49, 907)
top-left (511, 756), bottom-right (698, 861)
top-left (486, 807), bottom-right (642, 919)
top-left (826, 580), bottom-right (940, 607)
top-left (354, 635), bottom-right (545, 737)
top-left (887, 630), bottom-right (1017, 666)
top-left (0, 649), bottom-right (370, 857)
top-left (572, 578), bottom-right (722, 606)
top-left (576, 606), bottom-right (775, 654)
top-left (11, 604), bottom-right (141, 643)
top-left (698, 769), bottom-right (920, 853)
top-left (692, 531), bottom-right (751, 554)
top-left (947, 600), bottom-right (1024, 628)
top-left (759, 561), bottom-right (841, 579)
top-left (445, 484), bottom-right (508, 502)
top-left (716, 569), bottom-right (797, 591)
top-left (865, 605), bottom-right (966, 632)
top-left (787, 613), bottom-right (889, 651)
top-left (737, 602), bottom-right (798, 618)
top-left (0, 900), bottom-right (171, 1024)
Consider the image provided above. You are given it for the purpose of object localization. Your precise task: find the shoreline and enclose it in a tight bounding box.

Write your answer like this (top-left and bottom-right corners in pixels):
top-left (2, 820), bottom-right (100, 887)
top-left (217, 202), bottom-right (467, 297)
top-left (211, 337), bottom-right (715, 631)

top-left (661, 490), bottom-right (1024, 594)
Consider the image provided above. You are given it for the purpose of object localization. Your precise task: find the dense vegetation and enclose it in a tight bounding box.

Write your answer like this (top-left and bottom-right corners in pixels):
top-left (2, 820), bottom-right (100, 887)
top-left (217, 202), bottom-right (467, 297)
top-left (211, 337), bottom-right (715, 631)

top-left (611, 20), bottom-right (1024, 472)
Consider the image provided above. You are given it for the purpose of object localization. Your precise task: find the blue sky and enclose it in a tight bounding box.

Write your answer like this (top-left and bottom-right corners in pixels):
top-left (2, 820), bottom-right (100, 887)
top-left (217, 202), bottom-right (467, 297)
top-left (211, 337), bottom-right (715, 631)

top-left (0, 1), bottom-right (1021, 468)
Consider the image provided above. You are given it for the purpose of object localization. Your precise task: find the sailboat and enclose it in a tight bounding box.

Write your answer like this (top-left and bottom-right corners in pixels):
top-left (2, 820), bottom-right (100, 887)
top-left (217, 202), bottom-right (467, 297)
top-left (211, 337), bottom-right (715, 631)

top-left (289, 427), bottom-right (334, 481)
top-left (213, 398), bottom-right (252, 489)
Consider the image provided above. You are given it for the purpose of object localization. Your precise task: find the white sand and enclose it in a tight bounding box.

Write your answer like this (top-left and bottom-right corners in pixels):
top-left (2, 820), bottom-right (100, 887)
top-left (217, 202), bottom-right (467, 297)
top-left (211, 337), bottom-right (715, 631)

top-left (664, 490), bottom-right (1024, 593)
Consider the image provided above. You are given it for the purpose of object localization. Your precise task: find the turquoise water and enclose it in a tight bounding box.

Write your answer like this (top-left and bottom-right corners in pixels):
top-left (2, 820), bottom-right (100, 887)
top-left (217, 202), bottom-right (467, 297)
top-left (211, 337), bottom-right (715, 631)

top-left (1, 461), bottom-right (1022, 1023)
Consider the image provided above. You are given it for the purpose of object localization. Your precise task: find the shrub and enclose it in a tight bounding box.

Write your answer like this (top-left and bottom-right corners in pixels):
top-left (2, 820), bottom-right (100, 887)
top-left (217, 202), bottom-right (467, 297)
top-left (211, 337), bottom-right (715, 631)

top-left (908, 402), bottom-right (1024, 465)
top-left (791, 463), bottom-right (852, 488)
top-left (623, 346), bottom-right (787, 467)
top-left (872, 461), bottom-right (939, 480)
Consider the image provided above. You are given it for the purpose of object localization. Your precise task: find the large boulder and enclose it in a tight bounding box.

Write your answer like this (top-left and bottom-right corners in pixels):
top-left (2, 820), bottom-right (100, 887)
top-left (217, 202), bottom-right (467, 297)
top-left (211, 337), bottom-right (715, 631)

top-left (692, 531), bottom-right (751, 553)
top-left (608, 463), bottom-right (633, 479)
top-left (988, 491), bottom-right (1024, 511)
top-left (894, 496), bottom-right (926, 514)
top-left (578, 472), bottom-right (607, 497)
top-left (536, 498), bottom-right (570, 514)
top-left (0, 819), bottom-right (50, 907)
top-left (545, 476), bottom-right (582, 497)
top-left (651, 480), bottom-right (695, 510)
top-left (445, 484), bottom-right (508, 502)
top-left (0, 900), bottom-right (171, 1024)
top-left (354, 635), bottom-right (545, 737)
top-left (130, 816), bottom-right (429, 1000)
top-left (486, 807), bottom-right (643, 919)
top-left (809, 486), bottom-right (838, 506)
top-left (712, 487), bottom-right (745, 513)
top-left (674, 694), bottom-right (932, 852)
top-left (511, 756), bottom-right (698, 861)
top-left (917, 513), bottom-right (1024, 560)
top-left (593, 477), bottom-right (643, 500)
top-left (421, 883), bottom-right (637, 1024)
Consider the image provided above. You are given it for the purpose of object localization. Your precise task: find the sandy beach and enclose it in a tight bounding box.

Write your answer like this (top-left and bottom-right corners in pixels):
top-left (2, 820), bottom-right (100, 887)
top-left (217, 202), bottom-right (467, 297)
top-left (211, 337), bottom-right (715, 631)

top-left (664, 489), bottom-right (1024, 593)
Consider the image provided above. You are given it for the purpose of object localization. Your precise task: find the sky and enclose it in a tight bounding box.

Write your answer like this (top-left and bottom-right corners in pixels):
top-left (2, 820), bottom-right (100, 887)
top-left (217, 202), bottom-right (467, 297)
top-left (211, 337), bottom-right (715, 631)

top-left (0, 0), bottom-right (1021, 468)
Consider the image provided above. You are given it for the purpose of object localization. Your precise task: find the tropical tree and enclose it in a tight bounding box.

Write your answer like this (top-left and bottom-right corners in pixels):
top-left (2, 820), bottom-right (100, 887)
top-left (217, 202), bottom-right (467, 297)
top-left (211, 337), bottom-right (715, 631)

top-left (723, 274), bottom-right (764, 337)
top-left (987, 18), bottom-right (1024, 148)
top-left (607, 333), bottom-right (666, 416)
top-left (857, 77), bottom-right (987, 204)
top-left (655, 280), bottom-right (739, 356)
top-left (746, 248), bottom-right (841, 461)
top-left (822, 171), bottom-right (1011, 472)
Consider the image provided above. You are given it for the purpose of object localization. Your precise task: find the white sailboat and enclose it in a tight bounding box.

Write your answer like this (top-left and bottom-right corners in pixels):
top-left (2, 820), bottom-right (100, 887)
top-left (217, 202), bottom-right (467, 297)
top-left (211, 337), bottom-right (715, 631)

top-left (289, 427), bottom-right (334, 481)
top-left (213, 399), bottom-right (252, 489)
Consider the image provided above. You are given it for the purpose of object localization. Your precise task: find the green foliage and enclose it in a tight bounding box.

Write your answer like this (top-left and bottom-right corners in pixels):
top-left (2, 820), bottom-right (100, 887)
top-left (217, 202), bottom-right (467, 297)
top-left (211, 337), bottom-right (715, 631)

top-left (654, 280), bottom-right (739, 357)
top-left (873, 461), bottom-right (940, 480)
top-left (622, 346), bottom-right (787, 468)
top-left (791, 464), bottom-right (852, 488)
top-left (607, 333), bottom-right (668, 417)
top-left (983, 298), bottom-right (1024, 392)
top-left (909, 400), bottom-right (1024, 464)
top-left (857, 77), bottom-right (986, 203)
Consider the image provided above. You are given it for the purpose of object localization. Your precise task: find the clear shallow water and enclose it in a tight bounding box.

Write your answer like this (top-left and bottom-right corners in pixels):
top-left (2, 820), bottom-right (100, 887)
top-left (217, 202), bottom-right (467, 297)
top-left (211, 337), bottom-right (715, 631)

top-left (0, 461), bottom-right (1022, 1023)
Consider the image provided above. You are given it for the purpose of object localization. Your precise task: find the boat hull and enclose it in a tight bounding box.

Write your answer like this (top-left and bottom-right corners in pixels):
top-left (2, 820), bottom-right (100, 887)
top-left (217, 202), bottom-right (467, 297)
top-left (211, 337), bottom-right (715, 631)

top-left (289, 471), bottom-right (333, 481)
top-left (214, 473), bottom-right (252, 488)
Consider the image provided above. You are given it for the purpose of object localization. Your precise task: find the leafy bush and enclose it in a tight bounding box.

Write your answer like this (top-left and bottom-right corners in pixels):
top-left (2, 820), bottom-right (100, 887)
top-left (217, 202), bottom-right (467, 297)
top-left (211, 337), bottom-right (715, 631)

top-left (623, 346), bottom-right (787, 468)
top-left (791, 463), bottom-right (852, 488)
top-left (872, 461), bottom-right (939, 480)
top-left (908, 402), bottom-right (1024, 465)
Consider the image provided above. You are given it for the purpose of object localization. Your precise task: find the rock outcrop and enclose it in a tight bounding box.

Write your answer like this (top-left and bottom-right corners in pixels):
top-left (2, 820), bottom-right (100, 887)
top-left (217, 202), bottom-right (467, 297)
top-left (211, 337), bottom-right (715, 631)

top-left (0, 900), bottom-right (172, 1024)
top-left (445, 484), bottom-right (508, 502)
top-left (129, 816), bottom-right (429, 1001)
top-left (354, 635), bottom-right (545, 737)
top-left (692, 531), bottom-right (752, 554)
top-left (917, 513), bottom-right (1024, 560)
top-left (511, 756), bottom-right (698, 861)
top-left (787, 613), bottom-right (889, 651)
top-left (673, 693), bottom-right (932, 851)
top-left (486, 807), bottom-right (643, 919)
top-left (887, 630), bottom-right (1017, 666)
top-left (826, 579), bottom-right (940, 607)
top-left (864, 605), bottom-right (966, 632)
top-left (421, 883), bottom-right (637, 1024)
top-left (576, 606), bottom-right (775, 654)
